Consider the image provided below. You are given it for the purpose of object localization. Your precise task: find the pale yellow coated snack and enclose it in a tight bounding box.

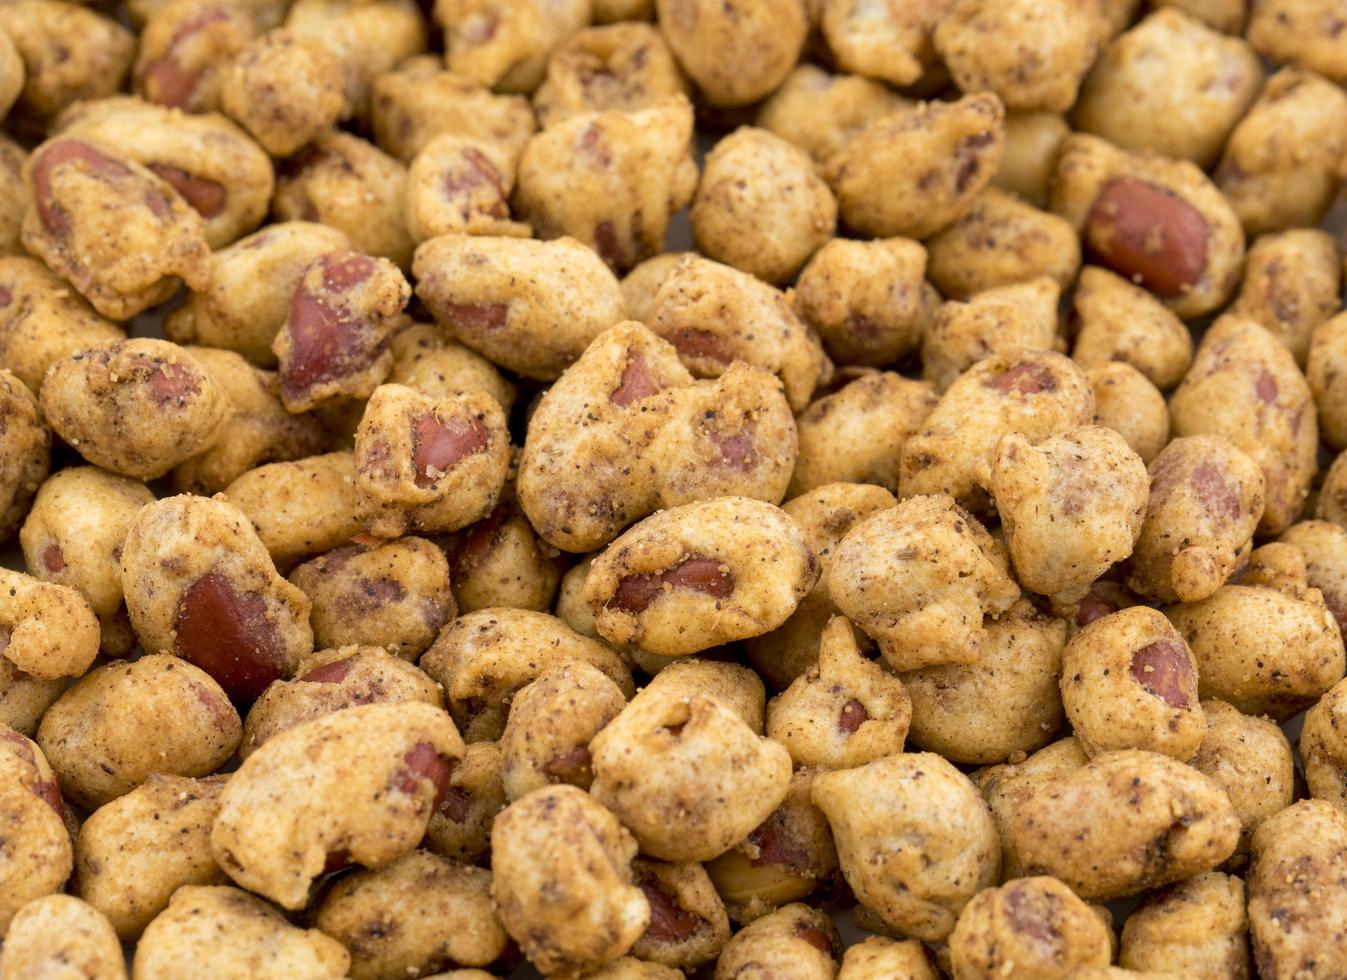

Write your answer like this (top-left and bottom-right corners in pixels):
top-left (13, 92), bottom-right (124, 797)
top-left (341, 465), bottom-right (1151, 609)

top-left (828, 493), bottom-right (1019, 671)
top-left (406, 134), bottom-right (531, 244)
top-left (284, 0), bottom-right (427, 118)
top-left (132, 0), bottom-right (255, 114)
top-left (745, 483), bottom-right (897, 689)
top-left (2, 0), bottom-right (136, 124)
top-left (519, 322), bottom-right (797, 553)
top-left (490, 785), bottom-right (649, 977)
top-left (54, 95), bottom-right (274, 251)
top-left (712, 903), bottom-right (838, 980)
top-left (0, 34), bottom-right (22, 125)
top-left (1060, 607), bottom-right (1204, 760)
top-left (812, 752), bottom-right (999, 941)
top-left (1086, 362), bottom-right (1171, 466)
top-left (499, 660), bottom-right (627, 799)
top-left (0, 659), bottom-right (63, 738)
top-left (630, 856), bottom-right (731, 969)
top-left (516, 97), bottom-right (697, 274)
top-left (790, 373), bottom-right (937, 497)
top-left (240, 646), bottom-right (444, 757)
top-left (211, 701), bottom-right (464, 910)
top-left (837, 936), bottom-right (939, 980)
top-left (974, 736), bottom-right (1089, 880)
top-left (1127, 435), bottom-right (1265, 603)
top-left (825, 93), bottom-right (1006, 240)
top-left (1050, 133), bottom-right (1245, 319)
top-left (413, 233), bottom-right (627, 382)
top-left (637, 659), bottom-right (766, 733)
top-left (690, 127), bottom-right (835, 285)
top-left (271, 250), bottom-right (411, 413)
top-left (353, 384), bottom-right (509, 538)
top-left (0, 567), bottom-right (100, 680)
top-left (386, 324), bottom-right (515, 414)
top-left (41, 339), bottom-right (227, 481)
top-left (420, 607), bottom-right (634, 742)
top-left (1247, 0), bottom-right (1347, 84)
top-left (0, 894), bottom-right (126, 980)
top-left (0, 255), bottom-right (126, 394)
top-left (314, 850), bottom-right (508, 980)
top-left (900, 349), bottom-right (1096, 513)
top-left (1307, 309), bottom-right (1347, 451)
top-left (765, 615), bottom-right (910, 769)
top-left (422, 740), bottom-right (505, 865)
top-left (754, 65), bottom-right (908, 166)
top-left (36, 654), bottom-right (240, 809)
top-left (1188, 699), bottom-right (1295, 851)
top-left (21, 135), bottom-right (210, 320)
top-left (1073, 9), bottom-right (1261, 168)
top-left (925, 189), bottom-right (1080, 300)
top-left (371, 57), bottom-right (535, 163)
top-left (434, 0), bottom-right (588, 94)
top-left (583, 496), bottom-right (818, 657)
top-left (132, 885), bottom-right (351, 980)
top-left (1168, 573), bottom-right (1344, 721)
top-left (1118, 871), bottom-right (1249, 979)
top-left (273, 132), bottom-right (413, 268)
top-left (170, 347), bottom-right (325, 495)
top-left (1247, 800), bottom-right (1347, 979)
top-left (646, 255), bottom-right (830, 412)
top-left (1230, 230), bottom-right (1340, 369)
top-left (1171, 315), bottom-right (1317, 536)
top-left (792, 237), bottom-right (935, 368)
top-left (1011, 749), bottom-right (1241, 900)
top-left (935, 0), bottom-right (1109, 113)
top-left (703, 767), bottom-right (838, 924)
top-left (590, 680), bottom-right (792, 861)
top-left (989, 425), bottom-right (1148, 599)
top-left (220, 30), bottom-right (346, 158)
top-left (655, 0), bottom-right (804, 107)
top-left (1281, 518), bottom-right (1347, 632)
top-left (0, 726), bottom-right (72, 936)
top-left (1303, 676), bottom-right (1347, 813)
top-left (902, 598), bottom-right (1067, 765)
top-left (1070, 265), bottom-right (1194, 391)
top-left (222, 451), bottom-right (364, 569)
top-left (1217, 66), bottom-right (1347, 235)
top-left (165, 221), bottom-right (352, 367)
top-left (533, 23), bottom-right (688, 129)
top-left (120, 494), bottom-right (314, 702)
top-left (922, 278), bottom-right (1061, 393)
top-left (820, 0), bottom-right (951, 87)
top-left (993, 111), bottom-right (1071, 207)
top-left (948, 876), bottom-right (1113, 979)
top-left (288, 538), bottom-right (454, 659)
top-left (0, 370), bottom-right (46, 542)
top-left (74, 773), bottom-right (229, 940)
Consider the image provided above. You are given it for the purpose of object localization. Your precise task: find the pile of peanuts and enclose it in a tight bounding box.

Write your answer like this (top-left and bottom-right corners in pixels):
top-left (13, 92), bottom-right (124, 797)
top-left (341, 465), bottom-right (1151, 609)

top-left (6, 0), bottom-right (1347, 976)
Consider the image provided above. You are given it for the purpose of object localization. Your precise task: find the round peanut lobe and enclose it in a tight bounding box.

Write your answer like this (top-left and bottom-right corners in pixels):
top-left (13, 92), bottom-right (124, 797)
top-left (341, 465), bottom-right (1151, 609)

top-left (173, 571), bottom-right (288, 702)
top-left (1130, 639), bottom-right (1196, 708)
top-left (639, 878), bottom-right (702, 944)
top-left (542, 744), bottom-right (593, 786)
top-left (610, 350), bottom-right (662, 407)
top-left (662, 328), bottom-right (733, 364)
top-left (1085, 177), bottom-right (1208, 298)
top-left (33, 140), bottom-right (130, 238)
top-left (439, 302), bottom-right (509, 333)
top-left (412, 413), bottom-right (489, 488)
top-left (299, 656), bottom-right (356, 684)
top-left (394, 742), bottom-right (454, 809)
top-left (747, 809), bottom-right (809, 872)
top-left (140, 358), bottom-right (199, 406)
top-left (838, 698), bottom-right (868, 734)
top-left (1190, 462), bottom-right (1241, 521)
top-left (444, 149), bottom-right (507, 218)
top-left (281, 252), bottom-right (382, 401)
top-left (610, 556), bottom-right (735, 613)
top-left (990, 362), bottom-right (1056, 394)
top-left (147, 163), bottom-right (227, 218)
